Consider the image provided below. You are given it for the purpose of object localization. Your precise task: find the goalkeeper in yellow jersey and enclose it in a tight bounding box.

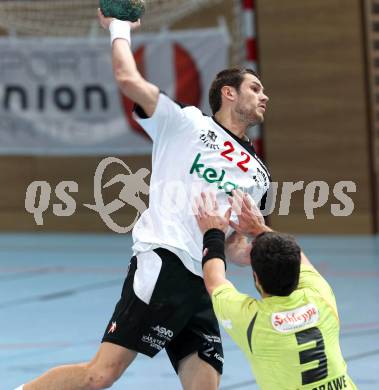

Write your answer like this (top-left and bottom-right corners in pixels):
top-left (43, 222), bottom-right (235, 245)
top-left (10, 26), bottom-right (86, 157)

top-left (194, 190), bottom-right (357, 390)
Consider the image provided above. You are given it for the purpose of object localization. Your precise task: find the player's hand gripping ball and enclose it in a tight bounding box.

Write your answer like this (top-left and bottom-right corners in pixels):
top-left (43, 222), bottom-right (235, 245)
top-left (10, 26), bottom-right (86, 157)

top-left (100, 0), bottom-right (145, 22)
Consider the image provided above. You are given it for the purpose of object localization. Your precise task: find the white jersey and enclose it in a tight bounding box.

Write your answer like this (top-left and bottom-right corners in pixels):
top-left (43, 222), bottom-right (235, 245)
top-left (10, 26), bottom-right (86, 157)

top-left (132, 93), bottom-right (270, 277)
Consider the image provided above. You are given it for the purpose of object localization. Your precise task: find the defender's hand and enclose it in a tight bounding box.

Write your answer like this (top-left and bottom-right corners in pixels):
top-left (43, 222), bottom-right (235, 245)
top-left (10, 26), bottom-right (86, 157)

top-left (228, 190), bottom-right (271, 236)
top-left (194, 192), bottom-right (232, 234)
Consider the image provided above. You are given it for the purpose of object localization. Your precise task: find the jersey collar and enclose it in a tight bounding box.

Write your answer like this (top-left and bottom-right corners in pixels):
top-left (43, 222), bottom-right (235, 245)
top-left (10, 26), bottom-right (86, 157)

top-left (211, 116), bottom-right (256, 156)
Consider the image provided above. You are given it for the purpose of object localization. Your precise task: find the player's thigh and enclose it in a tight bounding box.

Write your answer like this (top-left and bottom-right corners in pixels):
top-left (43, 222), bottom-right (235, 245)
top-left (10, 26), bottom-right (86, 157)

top-left (171, 290), bottom-right (223, 390)
top-left (86, 342), bottom-right (137, 383)
top-left (178, 352), bottom-right (220, 390)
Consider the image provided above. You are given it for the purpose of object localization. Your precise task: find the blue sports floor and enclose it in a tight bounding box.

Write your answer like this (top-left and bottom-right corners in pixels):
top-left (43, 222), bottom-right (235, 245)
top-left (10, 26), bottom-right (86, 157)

top-left (0, 234), bottom-right (378, 390)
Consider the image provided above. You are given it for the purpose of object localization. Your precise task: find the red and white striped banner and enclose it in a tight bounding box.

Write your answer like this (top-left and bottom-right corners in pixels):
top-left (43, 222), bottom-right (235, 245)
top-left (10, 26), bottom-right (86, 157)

top-left (242, 0), bottom-right (257, 70)
top-left (242, 0), bottom-right (263, 157)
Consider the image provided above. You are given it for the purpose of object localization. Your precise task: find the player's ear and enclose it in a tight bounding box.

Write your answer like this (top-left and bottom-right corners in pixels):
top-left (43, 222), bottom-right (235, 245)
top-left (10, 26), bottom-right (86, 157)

top-left (253, 271), bottom-right (263, 295)
top-left (220, 85), bottom-right (236, 102)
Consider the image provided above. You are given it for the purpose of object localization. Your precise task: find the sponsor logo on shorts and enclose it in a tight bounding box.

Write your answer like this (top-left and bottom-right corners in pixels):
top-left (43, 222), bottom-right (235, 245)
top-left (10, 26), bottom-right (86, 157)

top-left (108, 321), bottom-right (117, 334)
top-left (213, 352), bottom-right (224, 364)
top-left (141, 334), bottom-right (165, 351)
top-left (272, 303), bottom-right (320, 333)
top-left (203, 334), bottom-right (221, 344)
top-left (203, 345), bottom-right (224, 364)
top-left (202, 345), bottom-right (214, 358)
top-left (151, 325), bottom-right (174, 340)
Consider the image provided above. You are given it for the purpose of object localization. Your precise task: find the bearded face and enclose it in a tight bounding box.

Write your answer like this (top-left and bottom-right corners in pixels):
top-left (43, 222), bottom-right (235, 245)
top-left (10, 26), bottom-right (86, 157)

top-left (234, 74), bottom-right (269, 127)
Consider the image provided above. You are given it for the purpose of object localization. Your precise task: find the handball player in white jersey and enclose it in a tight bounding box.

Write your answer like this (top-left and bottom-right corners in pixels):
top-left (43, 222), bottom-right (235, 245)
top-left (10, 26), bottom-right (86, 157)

top-left (18, 12), bottom-right (270, 390)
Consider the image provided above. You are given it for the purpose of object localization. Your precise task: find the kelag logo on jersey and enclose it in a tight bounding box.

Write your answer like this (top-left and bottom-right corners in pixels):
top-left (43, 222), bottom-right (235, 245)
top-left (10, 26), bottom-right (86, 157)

top-left (189, 153), bottom-right (238, 195)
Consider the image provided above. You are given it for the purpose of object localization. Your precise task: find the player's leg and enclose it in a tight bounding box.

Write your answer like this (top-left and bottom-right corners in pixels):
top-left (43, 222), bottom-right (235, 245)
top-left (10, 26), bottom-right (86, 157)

top-left (24, 342), bottom-right (137, 390)
top-left (21, 254), bottom-right (153, 390)
top-left (178, 352), bottom-right (220, 390)
top-left (130, 247), bottom-right (224, 389)
top-left (166, 275), bottom-right (224, 390)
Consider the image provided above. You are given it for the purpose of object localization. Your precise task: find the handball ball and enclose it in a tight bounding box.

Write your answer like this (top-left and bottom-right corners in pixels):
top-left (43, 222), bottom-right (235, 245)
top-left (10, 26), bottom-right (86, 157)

top-left (100, 0), bottom-right (145, 22)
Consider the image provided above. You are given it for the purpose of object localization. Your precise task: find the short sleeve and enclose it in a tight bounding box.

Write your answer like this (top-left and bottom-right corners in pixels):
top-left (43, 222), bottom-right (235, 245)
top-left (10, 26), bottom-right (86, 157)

top-left (133, 93), bottom-right (185, 141)
top-left (298, 265), bottom-right (338, 314)
top-left (212, 283), bottom-right (258, 351)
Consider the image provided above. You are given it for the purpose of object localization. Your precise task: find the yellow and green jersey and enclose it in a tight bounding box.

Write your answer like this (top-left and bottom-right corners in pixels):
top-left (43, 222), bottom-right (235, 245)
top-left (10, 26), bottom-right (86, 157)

top-left (212, 265), bottom-right (357, 390)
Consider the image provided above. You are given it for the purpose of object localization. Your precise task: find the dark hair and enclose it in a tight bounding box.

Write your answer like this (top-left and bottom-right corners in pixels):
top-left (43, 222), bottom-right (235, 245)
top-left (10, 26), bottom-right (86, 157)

top-left (208, 66), bottom-right (260, 115)
top-left (250, 232), bottom-right (301, 296)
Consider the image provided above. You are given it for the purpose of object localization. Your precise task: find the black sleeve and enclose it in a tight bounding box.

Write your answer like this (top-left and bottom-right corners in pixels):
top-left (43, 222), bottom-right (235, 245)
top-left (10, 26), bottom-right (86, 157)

top-left (133, 103), bottom-right (149, 119)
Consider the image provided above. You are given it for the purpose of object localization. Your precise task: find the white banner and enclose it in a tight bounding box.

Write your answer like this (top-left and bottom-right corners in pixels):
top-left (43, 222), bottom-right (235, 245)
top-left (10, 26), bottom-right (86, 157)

top-left (0, 28), bottom-right (229, 155)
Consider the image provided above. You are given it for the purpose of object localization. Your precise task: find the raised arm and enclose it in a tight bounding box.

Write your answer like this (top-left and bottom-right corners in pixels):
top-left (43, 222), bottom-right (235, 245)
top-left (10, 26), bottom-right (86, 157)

top-left (98, 9), bottom-right (159, 117)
